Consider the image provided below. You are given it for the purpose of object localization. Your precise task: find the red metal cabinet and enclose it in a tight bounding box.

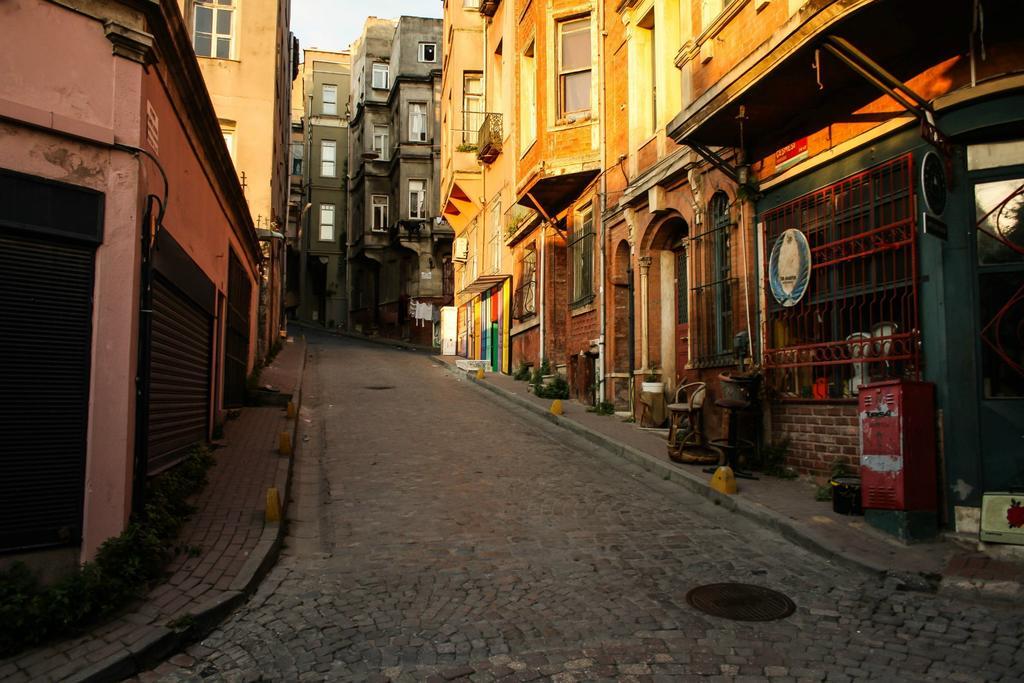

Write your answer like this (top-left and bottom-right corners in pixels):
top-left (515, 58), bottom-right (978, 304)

top-left (858, 380), bottom-right (937, 511)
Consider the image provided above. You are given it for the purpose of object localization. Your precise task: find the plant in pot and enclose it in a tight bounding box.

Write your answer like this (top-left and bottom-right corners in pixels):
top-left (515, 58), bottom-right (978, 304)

top-left (641, 369), bottom-right (664, 395)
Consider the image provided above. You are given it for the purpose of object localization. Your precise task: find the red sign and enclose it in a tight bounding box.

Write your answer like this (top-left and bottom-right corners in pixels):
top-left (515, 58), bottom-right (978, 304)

top-left (774, 137), bottom-right (809, 171)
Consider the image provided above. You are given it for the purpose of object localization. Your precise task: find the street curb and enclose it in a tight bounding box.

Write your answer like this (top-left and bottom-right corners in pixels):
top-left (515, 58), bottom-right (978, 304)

top-left (71, 338), bottom-right (309, 683)
top-left (433, 357), bottom-right (890, 581)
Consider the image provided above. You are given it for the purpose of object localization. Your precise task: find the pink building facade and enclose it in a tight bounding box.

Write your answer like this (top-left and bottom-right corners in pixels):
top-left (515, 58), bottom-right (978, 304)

top-left (0, 0), bottom-right (261, 564)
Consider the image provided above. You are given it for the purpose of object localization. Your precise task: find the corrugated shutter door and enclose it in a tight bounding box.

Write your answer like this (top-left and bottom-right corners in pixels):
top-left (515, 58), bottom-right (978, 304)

top-left (147, 275), bottom-right (211, 474)
top-left (0, 232), bottom-right (93, 551)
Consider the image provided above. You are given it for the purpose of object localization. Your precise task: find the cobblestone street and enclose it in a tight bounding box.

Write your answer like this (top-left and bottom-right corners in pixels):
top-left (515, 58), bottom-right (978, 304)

top-left (153, 334), bottom-right (1024, 682)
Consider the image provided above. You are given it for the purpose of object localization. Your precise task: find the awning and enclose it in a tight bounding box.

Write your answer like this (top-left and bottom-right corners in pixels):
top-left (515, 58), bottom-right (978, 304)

top-left (461, 273), bottom-right (510, 296)
top-left (517, 168), bottom-right (600, 221)
top-left (667, 0), bottom-right (983, 160)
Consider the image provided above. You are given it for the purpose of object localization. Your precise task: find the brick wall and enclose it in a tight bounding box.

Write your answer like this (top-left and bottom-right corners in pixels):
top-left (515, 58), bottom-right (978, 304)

top-left (511, 326), bottom-right (539, 369)
top-left (771, 401), bottom-right (860, 478)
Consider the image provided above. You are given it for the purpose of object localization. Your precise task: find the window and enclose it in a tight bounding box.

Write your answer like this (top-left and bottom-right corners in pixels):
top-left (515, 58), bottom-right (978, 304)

top-left (319, 204), bottom-right (335, 241)
top-left (701, 0), bottom-right (730, 29)
top-left (513, 244), bottom-right (537, 320)
top-left (372, 195), bottom-right (389, 231)
top-left (761, 155), bottom-right (919, 397)
top-left (320, 140), bottom-right (336, 177)
top-left (322, 84), bottom-right (337, 115)
top-left (489, 200), bottom-right (502, 273)
top-left (690, 192), bottom-right (737, 366)
top-left (192, 0), bottom-right (234, 59)
top-left (711, 193), bottom-right (733, 355)
top-left (463, 0), bottom-right (480, 8)
top-left (409, 102), bottom-right (428, 142)
top-left (419, 43), bottom-right (437, 63)
top-left (409, 180), bottom-right (426, 219)
top-left (462, 73), bottom-right (483, 143)
top-left (291, 141), bottom-right (303, 175)
top-left (372, 125), bottom-right (389, 161)
top-left (372, 63), bottom-right (389, 89)
top-left (637, 10), bottom-right (657, 138)
top-left (519, 41), bottom-right (537, 153)
top-left (221, 127), bottom-right (235, 161)
top-left (570, 204), bottom-right (595, 304)
top-left (558, 17), bottom-right (591, 117)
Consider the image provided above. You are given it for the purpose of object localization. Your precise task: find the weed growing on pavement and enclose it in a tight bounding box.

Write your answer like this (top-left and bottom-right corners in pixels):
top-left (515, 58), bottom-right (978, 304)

top-left (513, 361), bottom-right (532, 381)
top-left (815, 485), bottom-right (833, 502)
top-left (587, 401), bottom-right (616, 416)
top-left (759, 439), bottom-right (797, 479)
top-left (0, 447), bottom-right (214, 658)
top-left (166, 613), bottom-right (197, 632)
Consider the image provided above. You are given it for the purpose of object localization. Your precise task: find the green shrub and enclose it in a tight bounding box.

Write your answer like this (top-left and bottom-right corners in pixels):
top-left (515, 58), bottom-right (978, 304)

top-left (0, 447), bottom-right (214, 657)
top-left (535, 375), bottom-right (569, 400)
top-left (587, 401), bottom-right (615, 416)
top-left (513, 361), bottom-right (532, 381)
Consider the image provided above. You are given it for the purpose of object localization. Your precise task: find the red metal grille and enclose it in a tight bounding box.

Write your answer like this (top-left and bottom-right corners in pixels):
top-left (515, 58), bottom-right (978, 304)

top-left (761, 154), bottom-right (920, 399)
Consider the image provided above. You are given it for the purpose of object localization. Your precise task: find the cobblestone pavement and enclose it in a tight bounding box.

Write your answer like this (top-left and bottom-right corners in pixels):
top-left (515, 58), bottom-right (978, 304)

top-left (152, 334), bottom-right (1024, 682)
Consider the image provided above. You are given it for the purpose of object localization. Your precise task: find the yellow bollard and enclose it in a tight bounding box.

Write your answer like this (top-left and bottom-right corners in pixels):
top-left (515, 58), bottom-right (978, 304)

top-left (286, 401), bottom-right (296, 419)
top-left (550, 399), bottom-right (563, 416)
top-left (278, 430), bottom-right (292, 456)
top-left (475, 367), bottom-right (485, 380)
top-left (709, 465), bottom-right (737, 495)
top-left (266, 487), bottom-right (281, 522)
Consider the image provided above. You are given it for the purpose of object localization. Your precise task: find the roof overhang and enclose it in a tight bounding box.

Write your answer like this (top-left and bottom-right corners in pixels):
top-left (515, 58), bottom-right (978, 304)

top-left (667, 0), bottom-right (982, 160)
top-left (517, 168), bottom-right (600, 221)
top-left (461, 273), bottom-right (510, 296)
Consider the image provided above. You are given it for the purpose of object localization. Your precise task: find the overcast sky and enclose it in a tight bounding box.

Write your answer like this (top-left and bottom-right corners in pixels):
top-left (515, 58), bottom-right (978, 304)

top-left (293, 0), bottom-right (443, 53)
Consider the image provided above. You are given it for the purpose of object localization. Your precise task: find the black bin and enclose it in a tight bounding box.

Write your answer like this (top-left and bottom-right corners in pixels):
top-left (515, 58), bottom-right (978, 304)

top-left (830, 476), bottom-right (863, 515)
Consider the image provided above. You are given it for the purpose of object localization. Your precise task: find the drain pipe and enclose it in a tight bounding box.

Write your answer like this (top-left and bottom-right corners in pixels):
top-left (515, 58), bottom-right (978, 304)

top-left (596, 0), bottom-right (607, 403)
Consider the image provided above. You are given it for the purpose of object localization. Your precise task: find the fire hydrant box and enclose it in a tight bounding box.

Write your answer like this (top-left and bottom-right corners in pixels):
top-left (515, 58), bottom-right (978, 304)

top-left (858, 379), bottom-right (937, 512)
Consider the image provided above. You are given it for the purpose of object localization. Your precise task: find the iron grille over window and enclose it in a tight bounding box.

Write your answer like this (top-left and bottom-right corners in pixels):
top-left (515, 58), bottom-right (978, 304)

top-left (690, 192), bottom-right (737, 366)
top-left (513, 245), bottom-right (537, 320)
top-left (570, 205), bottom-right (594, 305)
top-left (761, 154), bottom-right (920, 399)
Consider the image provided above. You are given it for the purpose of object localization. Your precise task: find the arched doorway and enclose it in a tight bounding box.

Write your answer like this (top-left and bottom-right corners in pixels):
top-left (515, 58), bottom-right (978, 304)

top-left (611, 239), bottom-right (632, 405)
top-left (646, 215), bottom-right (690, 385)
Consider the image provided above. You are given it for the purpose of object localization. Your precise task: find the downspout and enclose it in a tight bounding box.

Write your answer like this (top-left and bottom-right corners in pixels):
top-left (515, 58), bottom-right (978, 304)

top-left (627, 263), bottom-right (635, 412)
top-left (481, 12), bottom-right (488, 364)
top-left (596, 0), bottom-right (607, 403)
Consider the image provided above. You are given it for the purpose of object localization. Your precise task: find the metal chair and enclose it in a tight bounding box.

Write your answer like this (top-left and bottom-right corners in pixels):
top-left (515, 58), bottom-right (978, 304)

top-left (667, 382), bottom-right (706, 459)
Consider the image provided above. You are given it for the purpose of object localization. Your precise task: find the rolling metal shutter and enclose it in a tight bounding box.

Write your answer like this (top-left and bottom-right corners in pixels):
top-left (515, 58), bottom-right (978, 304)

top-left (224, 251), bottom-right (251, 408)
top-left (146, 275), bottom-right (212, 474)
top-left (0, 169), bottom-right (103, 552)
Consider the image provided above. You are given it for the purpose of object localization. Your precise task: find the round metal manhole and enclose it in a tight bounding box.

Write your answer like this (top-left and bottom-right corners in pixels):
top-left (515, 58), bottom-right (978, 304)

top-left (685, 582), bottom-right (796, 622)
top-left (363, 385), bottom-right (395, 390)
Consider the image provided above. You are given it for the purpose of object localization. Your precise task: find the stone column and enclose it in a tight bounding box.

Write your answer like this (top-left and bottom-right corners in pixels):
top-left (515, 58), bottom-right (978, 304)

top-left (638, 255), bottom-right (652, 372)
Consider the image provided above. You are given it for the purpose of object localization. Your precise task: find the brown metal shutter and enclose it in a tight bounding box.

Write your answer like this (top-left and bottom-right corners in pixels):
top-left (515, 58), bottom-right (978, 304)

top-left (146, 275), bottom-right (212, 474)
top-left (224, 251), bottom-right (251, 407)
top-left (0, 232), bottom-right (93, 551)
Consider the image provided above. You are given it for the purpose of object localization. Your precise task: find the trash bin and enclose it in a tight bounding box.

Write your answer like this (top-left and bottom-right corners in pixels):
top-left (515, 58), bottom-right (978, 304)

top-left (831, 476), bottom-right (863, 515)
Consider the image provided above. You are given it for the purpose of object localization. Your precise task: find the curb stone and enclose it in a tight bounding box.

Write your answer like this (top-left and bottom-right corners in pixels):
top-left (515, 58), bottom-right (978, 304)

top-left (69, 337), bottom-right (308, 683)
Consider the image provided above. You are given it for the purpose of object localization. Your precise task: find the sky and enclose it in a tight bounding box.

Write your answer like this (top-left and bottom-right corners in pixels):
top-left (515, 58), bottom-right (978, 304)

top-left (293, 0), bottom-right (443, 54)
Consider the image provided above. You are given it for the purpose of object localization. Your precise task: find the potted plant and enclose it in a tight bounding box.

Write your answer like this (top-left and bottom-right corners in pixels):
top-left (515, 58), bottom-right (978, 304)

top-left (641, 370), bottom-right (664, 395)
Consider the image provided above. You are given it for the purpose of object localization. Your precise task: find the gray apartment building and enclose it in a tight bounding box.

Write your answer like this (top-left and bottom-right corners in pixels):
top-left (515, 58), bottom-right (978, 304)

top-left (292, 49), bottom-right (351, 327)
top-left (347, 16), bottom-right (453, 345)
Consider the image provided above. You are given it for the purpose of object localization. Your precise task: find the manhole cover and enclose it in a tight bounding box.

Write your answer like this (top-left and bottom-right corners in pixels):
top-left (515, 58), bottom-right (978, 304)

top-left (685, 582), bottom-right (795, 621)
top-left (363, 385), bottom-right (395, 390)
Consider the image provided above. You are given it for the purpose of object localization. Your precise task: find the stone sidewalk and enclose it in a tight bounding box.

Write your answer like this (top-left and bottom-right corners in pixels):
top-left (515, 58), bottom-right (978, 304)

top-left (435, 357), bottom-right (1024, 602)
top-left (0, 337), bottom-right (306, 683)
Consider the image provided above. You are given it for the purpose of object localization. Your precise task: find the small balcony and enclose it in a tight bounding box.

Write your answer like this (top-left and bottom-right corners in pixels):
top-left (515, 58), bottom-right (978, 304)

top-left (476, 113), bottom-right (503, 164)
top-left (478, 0), bottom-right (500, 17)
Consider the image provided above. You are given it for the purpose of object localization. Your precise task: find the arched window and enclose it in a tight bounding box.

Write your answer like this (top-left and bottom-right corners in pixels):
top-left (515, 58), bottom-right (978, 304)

top-left (710, 192), bottom-right (733, 355)
top-left (692, 192), bottom-right (735, 363)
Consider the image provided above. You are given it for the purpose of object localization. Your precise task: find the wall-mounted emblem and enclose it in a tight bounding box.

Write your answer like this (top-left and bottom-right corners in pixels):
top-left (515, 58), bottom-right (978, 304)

top-left (769, 228), bottom-right (811, 307)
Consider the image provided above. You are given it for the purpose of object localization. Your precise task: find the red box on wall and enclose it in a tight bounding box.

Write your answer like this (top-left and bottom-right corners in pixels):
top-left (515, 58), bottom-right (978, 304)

top-left (858, 379), bottom-right (937, 511)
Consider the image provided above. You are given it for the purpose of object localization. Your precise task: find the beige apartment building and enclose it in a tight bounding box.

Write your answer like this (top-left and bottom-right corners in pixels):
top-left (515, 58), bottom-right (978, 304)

top-left (179, 0), bottom-right (295, 355)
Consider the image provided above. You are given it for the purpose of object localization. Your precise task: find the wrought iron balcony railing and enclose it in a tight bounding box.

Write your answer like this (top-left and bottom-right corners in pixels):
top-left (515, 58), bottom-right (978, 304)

top-left (512, 279), bottom-right (536, 321)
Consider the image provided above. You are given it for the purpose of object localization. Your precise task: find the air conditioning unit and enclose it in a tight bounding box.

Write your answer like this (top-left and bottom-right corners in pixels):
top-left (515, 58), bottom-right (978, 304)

top-left (453, 237), bottom-right (469, 262)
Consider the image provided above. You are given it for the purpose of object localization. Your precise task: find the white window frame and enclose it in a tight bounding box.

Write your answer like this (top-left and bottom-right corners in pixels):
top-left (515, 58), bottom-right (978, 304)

top-left (409, 179), bottom-right (427, 220)
top-left (557, 17), bottom-right (592, 117)
top-left (462, 73), bottom-right (483, 144)
top-left (519, 40), bottom-right (537, 154)
top-left (463, 0), bottom-right (480, 8)
top-left (221, 128), bottom-right (236, 161)
top-left (372, 63), bottom-right (389, 90)
top-left (409, 102), bottom-right (428, 142)
top-left (372, 125), bottom-right (389, 161)
top-left (291, 141), bottom-right (303, 175)
top-left (322, 84), bottom-right (337, 116)
top-left (318, 204), bottom-right (335, 241)
top-left (418, 43), bottom-right (437, 63)
top-left (192, 0), bottom-right (235, 59)
top-left (489, 199), bottom-right (502, 273)
top-left (372, 195), bottom-right (389, 231)
top-left (320, 140), bottom-right (336, 177)
top-left (701, 0), bottom-right (728, 30)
